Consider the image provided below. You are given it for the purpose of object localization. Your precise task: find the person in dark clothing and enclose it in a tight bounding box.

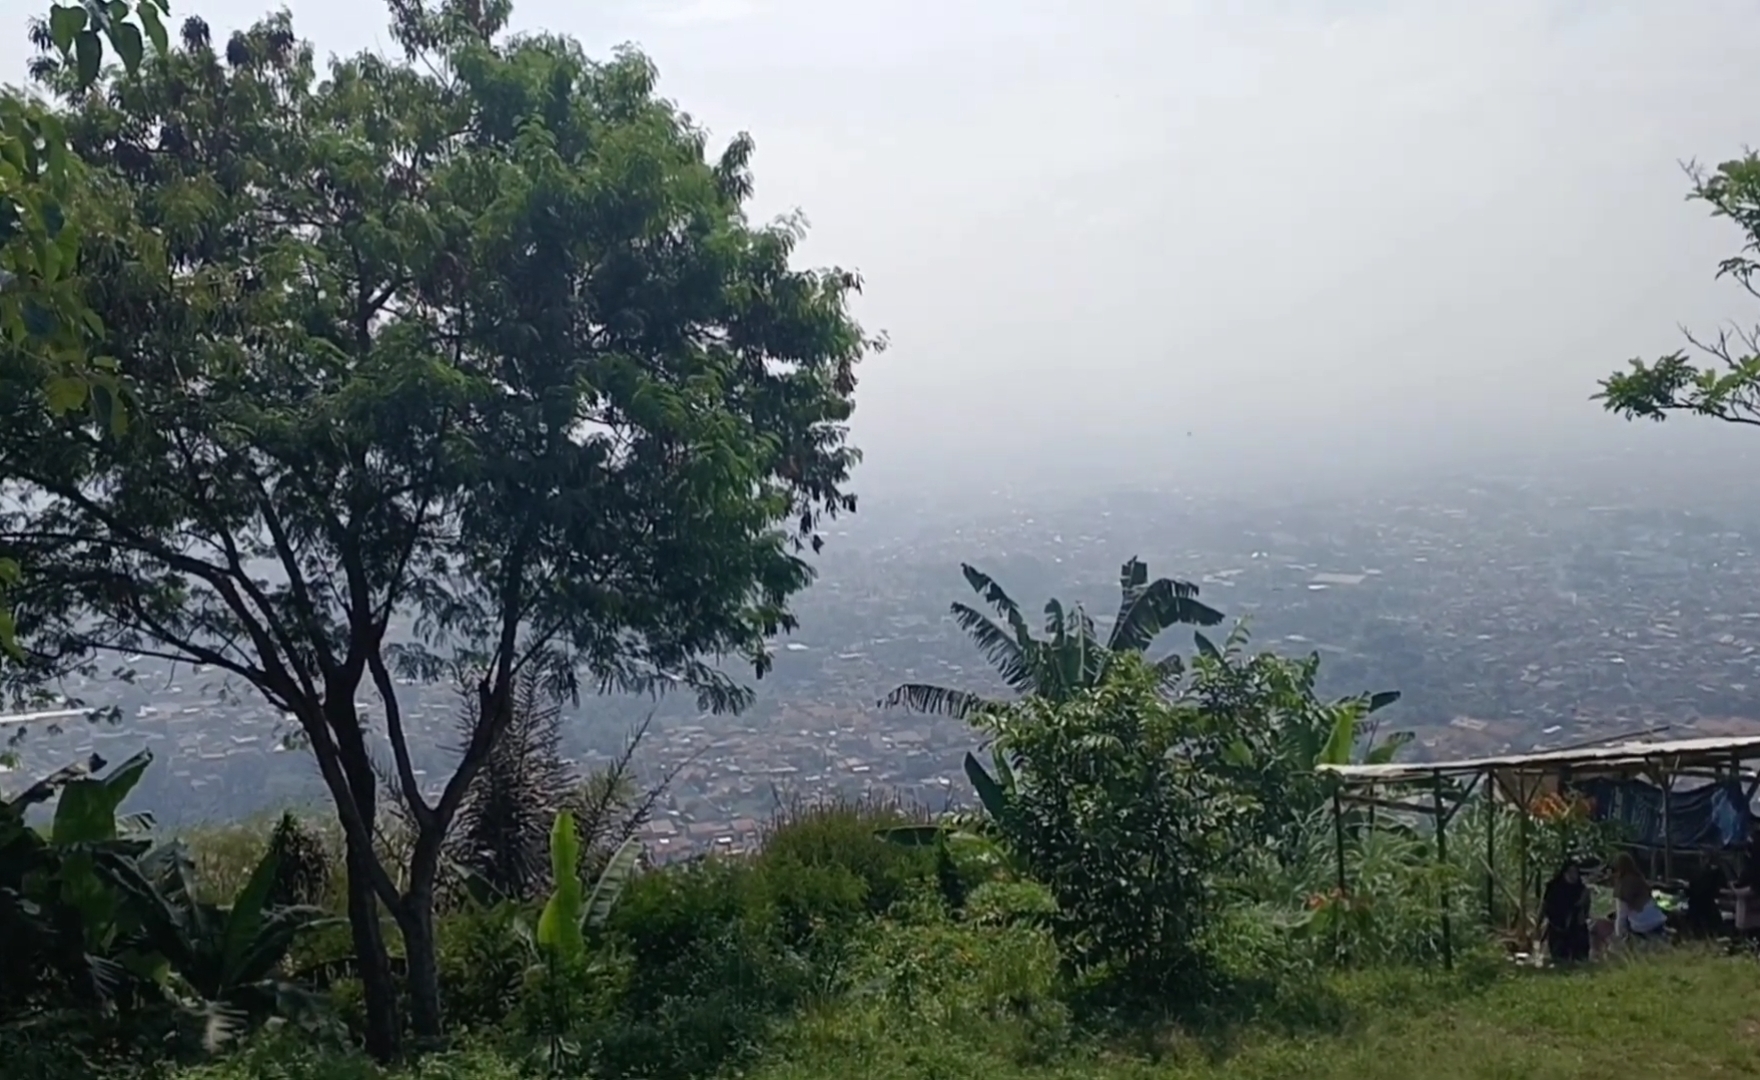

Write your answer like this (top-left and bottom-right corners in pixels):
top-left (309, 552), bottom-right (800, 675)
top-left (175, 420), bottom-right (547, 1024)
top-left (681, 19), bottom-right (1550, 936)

top-left (1541, 860), bottom-right (1591, 964)
top-left (1738, 833), bottom-right (1760, 895)
top-left (1732, 833), bottom-right (1760, 942)
top-left (1684, 860), bottom-right (1729, 939)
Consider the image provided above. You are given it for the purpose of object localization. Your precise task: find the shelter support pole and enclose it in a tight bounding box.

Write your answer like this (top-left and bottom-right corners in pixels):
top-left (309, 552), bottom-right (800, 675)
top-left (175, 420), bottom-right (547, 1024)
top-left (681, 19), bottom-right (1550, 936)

top-left (1484, 776), bottom-right (1496, 928)
top-left (1433, 770), bottom-right (1453, 970)
top-left (1517, 775), bottom-right (1531, 934)
top-left (1658, 758), bottom-right (1674, 882)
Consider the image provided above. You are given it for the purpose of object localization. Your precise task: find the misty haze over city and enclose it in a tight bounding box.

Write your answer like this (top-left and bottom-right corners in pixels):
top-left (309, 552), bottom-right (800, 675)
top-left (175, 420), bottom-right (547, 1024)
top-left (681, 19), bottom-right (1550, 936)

top-left (9, 0), bottom-right (1760, 846)
top-left (10, 0), bottom-right (1760, 499)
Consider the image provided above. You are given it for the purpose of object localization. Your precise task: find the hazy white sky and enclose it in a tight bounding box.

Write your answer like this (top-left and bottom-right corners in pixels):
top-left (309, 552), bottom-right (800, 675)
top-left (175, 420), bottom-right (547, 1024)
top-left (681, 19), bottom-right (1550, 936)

top-left (6, 0), bottom-right (1760, 499)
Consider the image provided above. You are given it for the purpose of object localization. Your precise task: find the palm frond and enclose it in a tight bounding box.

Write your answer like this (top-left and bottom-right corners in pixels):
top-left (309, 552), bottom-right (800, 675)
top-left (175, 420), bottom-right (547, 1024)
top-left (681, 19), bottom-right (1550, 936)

top-left (960, 564), bottom-right (1024, 623)
top-left (1041, 597), bottom-right (1066, 640)
top-left (959, 564), bottom-right (1038, 652)
top-left (446, 664), bottom-right (576, 903)
top-left (876, 683), bottom-right (993, 719)
top-left (1107, 561), bottom-right (1224, 653)
top-left (1194, 631), bottom-right (1222, 661)
top-left (950, 602), bottom-right (1034, 691)
top-left (1071, 605), bottom-right (1102, 686)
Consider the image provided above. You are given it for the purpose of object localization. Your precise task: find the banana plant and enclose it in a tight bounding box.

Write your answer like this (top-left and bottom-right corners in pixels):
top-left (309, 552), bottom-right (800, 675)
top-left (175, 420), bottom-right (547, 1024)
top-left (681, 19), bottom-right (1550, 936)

top-left (534, 810), bottom-right (586, 964)
top-left (1, 751), bottom-right (155, 1021)
top-left (532, 810), bottom-right (643, 961)
top-left (1316, 691), bottom-right (1409, 767)
top-left (525, 811), bottom-right (642, 1074)
top-left (879, 558), bottom-right (1224, 719)
top-left (95, 836), bottom-right (337, 1029)
top-left (49, 750), bottom-right (154, 942)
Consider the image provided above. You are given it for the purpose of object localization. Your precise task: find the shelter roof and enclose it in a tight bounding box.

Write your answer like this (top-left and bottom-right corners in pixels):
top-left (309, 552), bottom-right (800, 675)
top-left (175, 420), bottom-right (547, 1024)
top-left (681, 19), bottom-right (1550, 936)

top-left (1317, 734), bottom-right (1760, 785)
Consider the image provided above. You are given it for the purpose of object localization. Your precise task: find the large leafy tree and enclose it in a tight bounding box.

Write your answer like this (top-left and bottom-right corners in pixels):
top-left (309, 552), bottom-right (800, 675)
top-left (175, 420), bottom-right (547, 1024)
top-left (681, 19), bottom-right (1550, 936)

top-left (1599, 155), bottom-right (1760, 426)
top-left (0, 0), bottom-right (872, 1058)
top-left (879, 557), bottom-right (1224, 720)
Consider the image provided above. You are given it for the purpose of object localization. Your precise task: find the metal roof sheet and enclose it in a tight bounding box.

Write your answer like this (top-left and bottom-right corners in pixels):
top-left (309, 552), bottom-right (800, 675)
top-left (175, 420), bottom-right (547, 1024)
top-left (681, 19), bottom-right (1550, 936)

top-left (1317, 733), bottom-right (1760, 784)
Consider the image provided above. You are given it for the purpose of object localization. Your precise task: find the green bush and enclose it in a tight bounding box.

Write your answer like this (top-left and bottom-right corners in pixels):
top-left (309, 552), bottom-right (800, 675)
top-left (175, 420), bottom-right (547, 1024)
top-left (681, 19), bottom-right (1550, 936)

top-left (756, 794), bottom-right (935, 919)
top-left (977, 654), bottom-right (1258, 999)
top-left (852, 914), bottom-right (1068, 1047)
top-left (434, 902), bottom-right (529, 1033)
top-left (584, 859), bottom-right (792, 1076)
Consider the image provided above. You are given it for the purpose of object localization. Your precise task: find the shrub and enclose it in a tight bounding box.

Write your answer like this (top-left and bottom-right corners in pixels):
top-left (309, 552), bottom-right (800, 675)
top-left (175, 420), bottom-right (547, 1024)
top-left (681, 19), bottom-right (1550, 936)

top-left (976, 654), bottom-right (1259, 999)
top-left (170, 1039), bottom-right (525, 1080)
top-left (757, 793), bottom-right (935, 919)
top-left (265, 813), bottom-right (332, 910)
top-left (595, 859), bottom-right (797, 1077)
top-left (850, 915), bottom-right (1070, 1058)
top-left (434, 902), bottom-right (529, 1034)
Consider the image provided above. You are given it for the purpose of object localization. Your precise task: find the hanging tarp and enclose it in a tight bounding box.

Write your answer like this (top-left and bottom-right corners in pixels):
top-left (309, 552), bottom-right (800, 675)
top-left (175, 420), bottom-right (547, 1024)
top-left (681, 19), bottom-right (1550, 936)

top-left (1572, 777), bottom-right (1751, 851)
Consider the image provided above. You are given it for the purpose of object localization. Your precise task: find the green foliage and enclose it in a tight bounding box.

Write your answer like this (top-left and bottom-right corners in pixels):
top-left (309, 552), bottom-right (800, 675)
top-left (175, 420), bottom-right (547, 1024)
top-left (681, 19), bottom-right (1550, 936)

top-left (596, 858), bottom-right (807, 1078)
top-left (1, 0), bottom-right (166, 435)
top-left (1, 754), bottom-right (329, 1051)
top-left (446, 667), bottom-right (578, 905)
top-left (0, 754), bottom-right (150, 1020)
top-left (1599, 154), bottom-right (1760, 427)
top-left (521, 810), bottom-right (641, 1072)
top-left (845, 912), bottom-right (1069, 1056)
top-left (1184, 623), bottom-right (1405, 862)
top-left (133, 951), bottom-right (1760, 1080)
top-left (433, 902), bottom-right (526, 1034)
top-left (263, 814), bottom-right (329, 910)
top-left (880, 558), bottom-right (1223, 719)
top-left (975, 654), bottom-right (1259, 996)
top-left (52, 747), bottom-right (150, 844)
top-left (97, 838), bottom-right (337, 1028)
top-left (565, 799), bottom-right (940, 1078)
top-left (585, 838), bottom-right (641, 934)
top-left (759, 795), bottom-right (933, 921)
top-left (171, 1040), bottom-right (528, 1080)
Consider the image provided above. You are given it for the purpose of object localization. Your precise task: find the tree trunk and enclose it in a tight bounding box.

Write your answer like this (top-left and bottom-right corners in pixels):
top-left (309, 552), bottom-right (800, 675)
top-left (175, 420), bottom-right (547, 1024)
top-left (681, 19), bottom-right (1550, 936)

top-left (345, 830), bottom-right (401, 1063)
top-left (397, 882), bottom-right (444, 1046)
top-left (332, 722), bottom-right (400, 1064)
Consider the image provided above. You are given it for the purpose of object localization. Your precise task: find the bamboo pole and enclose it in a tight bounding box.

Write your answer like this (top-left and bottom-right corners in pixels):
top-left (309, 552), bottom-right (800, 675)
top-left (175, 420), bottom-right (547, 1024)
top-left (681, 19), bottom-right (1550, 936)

top-left (1434, 769), bottom-right (1453, 970)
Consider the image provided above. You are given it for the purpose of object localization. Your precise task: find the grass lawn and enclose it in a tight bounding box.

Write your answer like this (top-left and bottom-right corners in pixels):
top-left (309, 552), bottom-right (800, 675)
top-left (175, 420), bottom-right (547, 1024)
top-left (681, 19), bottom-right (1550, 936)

top-left (748, 949), bottom-right (1760, 1080)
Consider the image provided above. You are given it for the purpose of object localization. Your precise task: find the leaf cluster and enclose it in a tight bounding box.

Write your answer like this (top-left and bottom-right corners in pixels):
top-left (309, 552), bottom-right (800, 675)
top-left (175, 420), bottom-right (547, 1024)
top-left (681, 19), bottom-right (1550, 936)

top-left (1599, 155), bottom-right (1760, 427)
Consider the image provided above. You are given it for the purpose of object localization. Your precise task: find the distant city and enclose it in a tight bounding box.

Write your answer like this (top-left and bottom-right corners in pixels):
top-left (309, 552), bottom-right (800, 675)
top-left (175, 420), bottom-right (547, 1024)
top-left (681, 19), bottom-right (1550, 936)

top-left (10, 465), bottom-right (1760, 860)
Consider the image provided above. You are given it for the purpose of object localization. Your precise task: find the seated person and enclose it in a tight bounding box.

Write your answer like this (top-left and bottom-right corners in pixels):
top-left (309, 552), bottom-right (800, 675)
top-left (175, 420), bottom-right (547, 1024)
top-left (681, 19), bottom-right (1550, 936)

top-left (1729, 833), bottom-right (1760, 939)
top-left (1601, 852), bottom-right (1669, 946)
top-left (1684, 860), bottom-right (1730, 939)
top-left (1540, 860), bottom-right (1591, 963)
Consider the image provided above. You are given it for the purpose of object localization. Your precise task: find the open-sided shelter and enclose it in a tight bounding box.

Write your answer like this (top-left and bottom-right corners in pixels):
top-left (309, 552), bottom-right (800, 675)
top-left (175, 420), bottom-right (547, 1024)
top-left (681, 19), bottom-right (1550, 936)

top-left (1316, 734), bottom-right (1760, 967)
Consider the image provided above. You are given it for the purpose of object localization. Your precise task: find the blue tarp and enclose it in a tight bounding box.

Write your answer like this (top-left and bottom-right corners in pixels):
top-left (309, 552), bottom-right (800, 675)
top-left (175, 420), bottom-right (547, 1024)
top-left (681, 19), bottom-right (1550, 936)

top-left (1573, 777), bottom-right (1751, 851)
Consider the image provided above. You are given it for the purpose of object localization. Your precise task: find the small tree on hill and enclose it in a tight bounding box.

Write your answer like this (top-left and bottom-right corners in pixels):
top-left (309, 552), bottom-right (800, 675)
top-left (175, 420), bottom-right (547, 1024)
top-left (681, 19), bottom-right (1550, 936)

top-left (264, 811), bottom-right (330, 909)
top-left (0, 1), bottom-right (873, 1058)
top-left (973, 653), bottom-right (1255, 996)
